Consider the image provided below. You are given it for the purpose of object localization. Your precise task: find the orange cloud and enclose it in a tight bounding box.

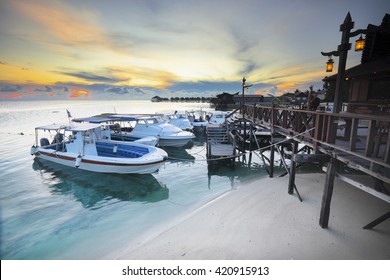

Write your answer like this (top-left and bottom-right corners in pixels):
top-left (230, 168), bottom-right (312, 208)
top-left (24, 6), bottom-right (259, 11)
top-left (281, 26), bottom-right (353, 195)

top-left (0, 93), bottom-right (23, 99)
top-left (11, 0), bottom-right (117, 52)
top-left (69, 88), bottom-right (90, 98)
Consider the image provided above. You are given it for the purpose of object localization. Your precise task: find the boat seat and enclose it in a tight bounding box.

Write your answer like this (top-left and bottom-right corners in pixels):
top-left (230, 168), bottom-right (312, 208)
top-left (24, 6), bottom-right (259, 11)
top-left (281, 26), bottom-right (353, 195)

top-left (96, 142), bottom-right (149, 158)
top-left (52, 133), bottom-right (64, 144)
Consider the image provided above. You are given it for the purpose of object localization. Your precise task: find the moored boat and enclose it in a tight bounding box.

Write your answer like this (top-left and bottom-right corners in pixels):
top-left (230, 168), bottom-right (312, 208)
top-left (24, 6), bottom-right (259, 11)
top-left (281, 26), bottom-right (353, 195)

top-left (163, 112), bottom-right (193, 132)
top-left (30, 123), bottom-right (168, 174)
top-left (207, 111), bottom-right (231, 126)
top-left (108, 114), bottom-right (195, 147)
top-left (186, 110), bottom-right (209, 134)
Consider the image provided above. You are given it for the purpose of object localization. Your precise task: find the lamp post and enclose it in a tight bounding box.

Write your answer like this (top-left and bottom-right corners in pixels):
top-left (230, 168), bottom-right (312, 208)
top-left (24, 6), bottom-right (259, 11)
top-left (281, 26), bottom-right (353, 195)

top-left (321, 12), bottom-right (368, 114)
top-left (241, 77), bottom-right (252, 113)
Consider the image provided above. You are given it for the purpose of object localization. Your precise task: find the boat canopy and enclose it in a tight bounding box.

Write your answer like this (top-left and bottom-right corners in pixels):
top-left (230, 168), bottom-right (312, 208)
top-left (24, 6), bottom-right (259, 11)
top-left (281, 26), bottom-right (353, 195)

top-left (108, 114), bottom-right (149, 121)
top-left (35, 123), bottom-right (103, 132)
top-left (73, 117), bottom-right (114, 123)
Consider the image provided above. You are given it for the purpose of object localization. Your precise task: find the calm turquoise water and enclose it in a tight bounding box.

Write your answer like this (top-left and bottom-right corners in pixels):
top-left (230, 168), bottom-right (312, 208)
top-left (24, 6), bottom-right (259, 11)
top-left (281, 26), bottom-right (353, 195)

top-left (0, 100), bottom-right (271, 259)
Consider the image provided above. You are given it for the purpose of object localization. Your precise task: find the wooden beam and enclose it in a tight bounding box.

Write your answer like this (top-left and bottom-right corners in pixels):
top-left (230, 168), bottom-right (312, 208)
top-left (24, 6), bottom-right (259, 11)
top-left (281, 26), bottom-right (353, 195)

top-left (294, 154), bottom-right (331, 163)
top-left (365, 120), bottom-right (376, 157)
top-left (336, 174), bottom-right (390, 203)
top-left (349, 118), bottom-right (359, 151)
top-left (319, 156), bottom-right (338, 228)
top-left (385, 127), bottom-right (390, 164)
top-left (363, 211), bottom-right (390, 229)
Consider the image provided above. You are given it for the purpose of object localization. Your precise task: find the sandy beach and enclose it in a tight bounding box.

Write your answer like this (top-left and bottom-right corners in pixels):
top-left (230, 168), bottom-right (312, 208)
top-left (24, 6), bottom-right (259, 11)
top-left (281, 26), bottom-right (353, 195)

top-left (120, 172), bottom-right (390, 260)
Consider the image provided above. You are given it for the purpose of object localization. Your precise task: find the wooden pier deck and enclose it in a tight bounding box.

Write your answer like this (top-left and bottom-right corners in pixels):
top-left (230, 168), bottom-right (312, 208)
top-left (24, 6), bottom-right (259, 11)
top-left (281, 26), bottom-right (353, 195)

top-left (240, 104), bottom-right (390, 229)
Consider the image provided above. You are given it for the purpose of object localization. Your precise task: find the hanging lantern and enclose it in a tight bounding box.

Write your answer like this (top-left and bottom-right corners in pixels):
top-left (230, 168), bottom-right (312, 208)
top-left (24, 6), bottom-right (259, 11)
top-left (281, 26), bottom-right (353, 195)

top-left (355, 35), bottom-right (365, 52)
top-left (326, 57), bottom-right (334, 72)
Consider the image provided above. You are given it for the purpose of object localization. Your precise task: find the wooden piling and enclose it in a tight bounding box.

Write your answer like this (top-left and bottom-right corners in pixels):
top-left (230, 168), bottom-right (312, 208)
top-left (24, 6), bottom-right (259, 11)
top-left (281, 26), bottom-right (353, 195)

top-left (288, 140), bottom-right (298, 194)
top-left (319, 156), bottom-right (338, 228)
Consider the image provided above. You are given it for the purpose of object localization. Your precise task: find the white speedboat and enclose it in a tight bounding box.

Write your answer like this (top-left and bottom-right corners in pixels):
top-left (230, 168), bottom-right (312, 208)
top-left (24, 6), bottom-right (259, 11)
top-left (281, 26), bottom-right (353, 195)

top-left (164, 112), bottom-right (193, 132)
top-left (30, 123), bottom-right (168, 174)
top-left (207, 111), bottom-right (231, 125)
top-left (109, 115), bottom-right (195, 147)
top-left (186, 110), bottom-right (209, 133)
top-left (73, 117), bottom-right (159, 146)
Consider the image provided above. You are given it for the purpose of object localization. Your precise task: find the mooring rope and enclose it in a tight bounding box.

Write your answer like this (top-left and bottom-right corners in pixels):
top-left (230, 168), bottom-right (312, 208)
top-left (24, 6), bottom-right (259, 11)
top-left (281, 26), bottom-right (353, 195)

top-left (164, 127), bottom-right (316, 162)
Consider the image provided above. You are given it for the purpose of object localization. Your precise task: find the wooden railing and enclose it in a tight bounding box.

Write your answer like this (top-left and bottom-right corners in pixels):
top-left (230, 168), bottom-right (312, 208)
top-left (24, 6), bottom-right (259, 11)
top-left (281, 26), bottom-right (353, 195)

top-left (242, 104), bottom-right (390, 170)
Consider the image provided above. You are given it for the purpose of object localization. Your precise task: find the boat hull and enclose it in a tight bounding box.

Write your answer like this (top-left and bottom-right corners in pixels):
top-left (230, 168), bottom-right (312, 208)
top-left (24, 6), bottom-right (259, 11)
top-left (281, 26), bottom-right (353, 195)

top-left (115, 133), bottom-right (194, 147)
top-left (33, 150), bottom-right (165, 174)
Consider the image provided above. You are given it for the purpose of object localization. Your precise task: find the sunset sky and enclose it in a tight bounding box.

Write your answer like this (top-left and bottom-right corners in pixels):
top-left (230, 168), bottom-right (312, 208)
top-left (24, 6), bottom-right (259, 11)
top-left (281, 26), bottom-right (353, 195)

top-left (0, 0), bottom-right (388, 100)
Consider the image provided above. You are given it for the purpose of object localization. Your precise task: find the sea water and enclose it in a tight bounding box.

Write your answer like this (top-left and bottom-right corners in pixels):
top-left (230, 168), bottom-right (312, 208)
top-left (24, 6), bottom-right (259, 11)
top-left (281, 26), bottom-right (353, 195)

top-left (0, 100), bottom-right (271, 259)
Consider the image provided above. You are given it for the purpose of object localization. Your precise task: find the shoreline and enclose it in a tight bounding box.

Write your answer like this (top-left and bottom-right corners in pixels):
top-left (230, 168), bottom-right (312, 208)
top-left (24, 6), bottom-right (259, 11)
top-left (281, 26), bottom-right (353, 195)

top-left (118, 173), bottom-right (390, 260)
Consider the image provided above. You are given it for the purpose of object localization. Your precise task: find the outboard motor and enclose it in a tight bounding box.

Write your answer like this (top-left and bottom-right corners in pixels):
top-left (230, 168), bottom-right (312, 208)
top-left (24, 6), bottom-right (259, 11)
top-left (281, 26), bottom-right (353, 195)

top-left (40, 138), bottom-right (50, 146)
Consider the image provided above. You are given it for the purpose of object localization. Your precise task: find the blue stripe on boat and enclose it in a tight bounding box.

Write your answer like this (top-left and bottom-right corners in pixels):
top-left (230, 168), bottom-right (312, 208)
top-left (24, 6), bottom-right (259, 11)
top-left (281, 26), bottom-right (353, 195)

top-left (96, 142), bottom-right (149, 158)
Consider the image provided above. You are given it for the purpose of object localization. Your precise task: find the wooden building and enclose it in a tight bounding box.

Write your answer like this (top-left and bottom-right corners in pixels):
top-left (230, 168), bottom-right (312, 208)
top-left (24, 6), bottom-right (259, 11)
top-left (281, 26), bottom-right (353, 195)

top-left (324, 13), bottom-right (390, 115)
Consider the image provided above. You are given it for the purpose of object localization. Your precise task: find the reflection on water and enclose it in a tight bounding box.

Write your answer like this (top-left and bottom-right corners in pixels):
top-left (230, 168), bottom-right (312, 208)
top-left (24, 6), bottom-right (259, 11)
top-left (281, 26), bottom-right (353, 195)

top-left (164, 147), bottom-right (196, 162)
top-left (207, 154), bottom-right (272, 189)
top-left (32, 159), bottom-right (169, 208)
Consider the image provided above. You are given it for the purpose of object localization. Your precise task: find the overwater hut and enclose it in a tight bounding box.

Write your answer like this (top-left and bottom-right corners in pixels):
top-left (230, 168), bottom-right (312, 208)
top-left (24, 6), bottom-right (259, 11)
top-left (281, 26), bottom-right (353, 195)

top-left (210, 92), bottom-right (239, 109)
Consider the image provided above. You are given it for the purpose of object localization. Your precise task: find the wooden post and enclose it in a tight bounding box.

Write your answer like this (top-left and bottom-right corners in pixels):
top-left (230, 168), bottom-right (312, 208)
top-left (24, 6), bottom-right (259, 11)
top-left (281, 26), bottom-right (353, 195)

top-left (322, 13), bottom-right (354, 144)
top-left (333, 13), bottom-right (353, 114)
top-left (270, 139), bottom-right (275, 178)
top-left (288, 140), bottom-right (298, 194)
top-left (319, 155), bottom-right (338, 228)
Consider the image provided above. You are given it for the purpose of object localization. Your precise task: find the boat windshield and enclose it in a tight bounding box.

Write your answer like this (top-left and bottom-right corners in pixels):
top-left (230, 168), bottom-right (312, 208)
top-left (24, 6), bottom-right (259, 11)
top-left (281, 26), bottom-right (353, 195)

top-left (137, 118), bottom-right (158, 125)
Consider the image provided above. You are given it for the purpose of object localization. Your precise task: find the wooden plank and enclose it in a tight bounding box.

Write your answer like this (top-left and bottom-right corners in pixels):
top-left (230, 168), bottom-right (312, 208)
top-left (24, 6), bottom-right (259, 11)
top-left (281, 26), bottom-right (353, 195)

top-left (210, 144), bottom-right (234, 157)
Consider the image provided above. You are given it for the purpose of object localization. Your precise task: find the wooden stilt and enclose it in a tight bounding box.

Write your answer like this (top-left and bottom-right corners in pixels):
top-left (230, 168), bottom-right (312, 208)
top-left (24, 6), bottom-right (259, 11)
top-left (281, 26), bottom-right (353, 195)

top-left (269, 141), bottom-right (275, 178)
top-left (319, 156), bottom-right (337, 228)
top-left (288, 140), bottom-right (298, 194)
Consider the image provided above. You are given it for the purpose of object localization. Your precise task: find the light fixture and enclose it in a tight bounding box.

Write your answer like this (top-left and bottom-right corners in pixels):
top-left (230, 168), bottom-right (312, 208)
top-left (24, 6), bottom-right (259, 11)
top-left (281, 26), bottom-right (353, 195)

top-left (326, 57), bottom-right (334, 72)
top-left (355, 35), bottom-right (365, 52)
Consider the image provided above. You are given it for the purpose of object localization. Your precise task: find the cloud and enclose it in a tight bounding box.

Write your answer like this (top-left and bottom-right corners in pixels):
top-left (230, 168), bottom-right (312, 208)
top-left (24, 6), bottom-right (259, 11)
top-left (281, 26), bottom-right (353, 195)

top-left (167, 81), bottom-right (242, 92)
top-left (12, 0), bottom-right (107, 46)
top-left (34, 85), bottom-right (53, 92)
top-left (0, 84), bottom-right (22, 92)
top-left (105, 86), bottom-right (130, 95)
top-left (59, 70), bottom-right (125, 84)
top-left (0, 93), bottom-right (23, 99)
top-left (69, 87), bottom-right (90, 99)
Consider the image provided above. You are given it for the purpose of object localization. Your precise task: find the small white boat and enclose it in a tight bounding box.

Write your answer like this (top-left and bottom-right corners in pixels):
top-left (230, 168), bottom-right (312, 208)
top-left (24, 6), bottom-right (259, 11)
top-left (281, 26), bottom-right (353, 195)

top-left (30, 123), bottom-right (168, 174)
top-left (207, 111), bottom-right (231, 126)
top-left (109, 115), bottom-right (195, 147)
top-left (163, 112), bottom-right (193, 132)
top-left (73, 117), bottom-right (159, 146)
top-left (186, 110), bottom-right (209, 133)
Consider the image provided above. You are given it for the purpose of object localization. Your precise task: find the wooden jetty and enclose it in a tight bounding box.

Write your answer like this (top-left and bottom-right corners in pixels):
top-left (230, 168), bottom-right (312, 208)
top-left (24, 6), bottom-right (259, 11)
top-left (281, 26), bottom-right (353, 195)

top-left (239, 103), bottom-right (390, 229)
top-left (206, 125), bottom-right (237, 166)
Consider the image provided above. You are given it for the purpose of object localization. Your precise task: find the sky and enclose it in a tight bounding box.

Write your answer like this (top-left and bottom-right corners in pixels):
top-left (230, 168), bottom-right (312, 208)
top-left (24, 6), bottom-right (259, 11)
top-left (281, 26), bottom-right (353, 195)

top-left (0, 0), bottom-right (389, 100)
